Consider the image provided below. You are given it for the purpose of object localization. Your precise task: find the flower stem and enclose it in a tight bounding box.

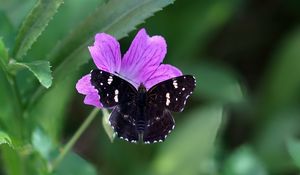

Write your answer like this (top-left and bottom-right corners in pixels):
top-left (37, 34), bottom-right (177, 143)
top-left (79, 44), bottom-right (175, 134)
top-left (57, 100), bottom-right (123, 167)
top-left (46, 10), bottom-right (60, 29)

top-left (50, 108), bottom-right (100, 171)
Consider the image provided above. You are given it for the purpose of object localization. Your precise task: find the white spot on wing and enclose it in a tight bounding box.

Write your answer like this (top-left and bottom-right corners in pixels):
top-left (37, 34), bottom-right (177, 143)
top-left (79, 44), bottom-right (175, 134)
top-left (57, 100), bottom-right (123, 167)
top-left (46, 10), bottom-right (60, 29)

top-left (173, 80), bottom-right (178, 89)
top-left (108, 76), bottom-right (113, 85)
top-left (166, 92), bottom-right (171, 106)
top-left (114, 89), bottom-right (119, 102)
top-left (182, 87), bottom-right (185, 91)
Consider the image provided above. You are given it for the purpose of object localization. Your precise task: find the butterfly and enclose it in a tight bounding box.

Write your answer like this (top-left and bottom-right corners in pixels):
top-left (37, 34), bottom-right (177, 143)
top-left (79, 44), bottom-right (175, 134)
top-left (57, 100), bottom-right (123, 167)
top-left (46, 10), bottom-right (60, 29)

top-left (90, 69), bottom-right (196, 144)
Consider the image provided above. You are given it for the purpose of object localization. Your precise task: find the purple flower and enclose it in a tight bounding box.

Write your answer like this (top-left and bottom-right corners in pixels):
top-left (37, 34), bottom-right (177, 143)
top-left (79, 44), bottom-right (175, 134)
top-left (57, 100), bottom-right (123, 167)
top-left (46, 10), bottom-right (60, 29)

top-left (76, 28), bottom-right (182, 108)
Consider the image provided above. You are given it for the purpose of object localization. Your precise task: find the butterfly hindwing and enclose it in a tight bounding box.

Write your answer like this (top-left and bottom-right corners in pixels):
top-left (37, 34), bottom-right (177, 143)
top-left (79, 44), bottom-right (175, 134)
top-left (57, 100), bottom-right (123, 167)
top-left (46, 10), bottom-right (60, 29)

top-left (109, 106), bottom-right (139, 143)
top-left (147, 75), bottom-right (196, 112)
top-left (143, 110), bottom-right (175, 143)
top-left (90, 69), bottom-right (137, 108)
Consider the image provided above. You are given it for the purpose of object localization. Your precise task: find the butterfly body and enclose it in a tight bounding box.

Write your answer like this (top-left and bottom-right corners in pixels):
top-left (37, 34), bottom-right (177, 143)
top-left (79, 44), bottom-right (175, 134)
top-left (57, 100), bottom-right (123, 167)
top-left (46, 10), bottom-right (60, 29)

top-left (90, 69), bottom-right (196, 144)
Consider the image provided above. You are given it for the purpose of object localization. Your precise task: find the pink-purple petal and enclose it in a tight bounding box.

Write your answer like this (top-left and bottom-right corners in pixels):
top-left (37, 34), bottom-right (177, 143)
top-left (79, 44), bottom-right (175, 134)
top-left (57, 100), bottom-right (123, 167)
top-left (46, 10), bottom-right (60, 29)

top-left (120, 28), bottom-right (167, 86)
top-left (88, 33), bottom-right (121, 73)
top-left (144, 64), bottom-right (182, 89)
top-left (76, 74), bottom-right (102, 108)
top-left (84, 93), bottom-right (102, 108)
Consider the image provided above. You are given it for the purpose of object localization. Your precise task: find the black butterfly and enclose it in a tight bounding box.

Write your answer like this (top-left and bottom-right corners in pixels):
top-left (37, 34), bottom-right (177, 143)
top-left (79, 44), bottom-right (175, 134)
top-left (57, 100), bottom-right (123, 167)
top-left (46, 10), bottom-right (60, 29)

top-left (90, 69), bottom-right (196, 144)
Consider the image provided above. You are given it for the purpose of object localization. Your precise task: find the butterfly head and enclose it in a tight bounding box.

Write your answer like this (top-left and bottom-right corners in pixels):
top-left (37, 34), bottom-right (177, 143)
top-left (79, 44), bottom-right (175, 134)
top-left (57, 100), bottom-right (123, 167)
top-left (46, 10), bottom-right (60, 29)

top-left (138, 83), bottom-right (147, 93)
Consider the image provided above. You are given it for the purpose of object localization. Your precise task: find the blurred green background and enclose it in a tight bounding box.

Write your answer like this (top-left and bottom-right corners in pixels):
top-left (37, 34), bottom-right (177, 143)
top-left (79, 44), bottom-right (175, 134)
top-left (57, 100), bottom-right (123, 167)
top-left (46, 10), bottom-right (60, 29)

top-left (1, 0), bottom-right (300, 174)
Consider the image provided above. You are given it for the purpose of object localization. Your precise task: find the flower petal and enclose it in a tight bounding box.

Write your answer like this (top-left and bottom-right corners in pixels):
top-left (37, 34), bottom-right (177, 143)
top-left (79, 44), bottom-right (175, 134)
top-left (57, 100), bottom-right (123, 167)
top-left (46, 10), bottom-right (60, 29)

top-left (76, 74), bottom-right (102, 108)
top-left (144, 64), bottom-right (182, 89)
top-left (120, 28), bottom-right (167, 87)
top-left (88, 33), bottom-right (121, 73)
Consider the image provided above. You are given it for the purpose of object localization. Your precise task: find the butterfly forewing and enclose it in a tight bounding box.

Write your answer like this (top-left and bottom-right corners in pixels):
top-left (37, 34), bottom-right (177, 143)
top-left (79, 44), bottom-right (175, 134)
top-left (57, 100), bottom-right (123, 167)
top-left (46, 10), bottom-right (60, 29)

top-left (90, 69), bottom-right (137, 108)
top-left (147, 75), bottom-right (196, 112)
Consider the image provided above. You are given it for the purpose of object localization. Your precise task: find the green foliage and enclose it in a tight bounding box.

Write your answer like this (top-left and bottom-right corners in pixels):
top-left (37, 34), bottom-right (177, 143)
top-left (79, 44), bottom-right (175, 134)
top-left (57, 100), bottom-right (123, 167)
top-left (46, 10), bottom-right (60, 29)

top-left (0, 131), bottom-right (13, 147)
top-left (192, 62), bottom-right (244, 104)
top-left (53, 152), bottom-right (98, 175)
top-left (287, 138), bottom-right (300, 169)
top-left (9, 60), bottom-right (52, 88)
top-left (13, 0), bottom-right (63, 60)
top-left (153, 105), bottom-right (223, 175)
top-left (260, 28), bottom-right (300, 116)
top-left (0, 38), bottom-right (9, 65)
top-left (32, 128), bottom-right (54, 161)
top-left (222, 146), bottom-right (267, 175)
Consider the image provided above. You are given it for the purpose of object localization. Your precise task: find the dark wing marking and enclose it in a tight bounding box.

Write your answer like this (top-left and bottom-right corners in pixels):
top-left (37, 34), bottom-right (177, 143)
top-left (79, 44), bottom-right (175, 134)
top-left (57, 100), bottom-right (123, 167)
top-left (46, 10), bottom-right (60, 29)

top-left (147, 75), bottom-right (196, 112)
top-left (143, 110), bottom-right (175, 144)
top-left (109, 106), bottom-right (139, 143)
top-left (90, 69), bottom-right (137, 108)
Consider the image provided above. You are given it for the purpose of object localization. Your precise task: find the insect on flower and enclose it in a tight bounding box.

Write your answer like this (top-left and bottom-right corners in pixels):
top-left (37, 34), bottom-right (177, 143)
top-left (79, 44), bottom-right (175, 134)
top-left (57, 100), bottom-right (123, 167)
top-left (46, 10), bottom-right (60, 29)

top-left (76, 29), bottom-right (196, 144)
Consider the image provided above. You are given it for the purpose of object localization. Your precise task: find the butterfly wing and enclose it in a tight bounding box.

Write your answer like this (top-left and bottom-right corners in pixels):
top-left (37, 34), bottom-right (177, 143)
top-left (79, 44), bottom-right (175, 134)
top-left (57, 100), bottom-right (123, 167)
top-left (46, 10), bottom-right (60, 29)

top-left (90, 69), bottom-right (137, 108)
top-left (143, 110), bottom-right (175, 143)
top-left (147, 75), bottom-right (196, 112)
top-left (91, 69), bottom-right (139, 142)
top-left (109, 106), bottom-right (139, 143)
top-left (142, 75), bottom-right (196, 143)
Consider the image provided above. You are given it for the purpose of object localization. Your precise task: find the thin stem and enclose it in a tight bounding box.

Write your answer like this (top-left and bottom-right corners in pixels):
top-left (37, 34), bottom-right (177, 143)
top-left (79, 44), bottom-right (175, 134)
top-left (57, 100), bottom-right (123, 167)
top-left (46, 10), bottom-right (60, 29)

top-left (50, 108), bottom-right (101, 172)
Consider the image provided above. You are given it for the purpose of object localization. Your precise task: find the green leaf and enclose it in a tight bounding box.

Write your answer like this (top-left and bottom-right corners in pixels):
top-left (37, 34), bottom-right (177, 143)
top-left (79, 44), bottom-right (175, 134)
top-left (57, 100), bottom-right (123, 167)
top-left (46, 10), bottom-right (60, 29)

top-left (12, 0), bottom-right (63, 60)
top-left (0, 10), bottom-right (16, 48)
top-left (0, 131), bottom-right (13, 147)
top-left (152, 105), bottom-right (223, 175)
top-left (185, 62), bottom-right (244, 104)
top-left (9, 60), bottom-right (52, 88)
top-left (29, 75), bottom-right (76, 141)
top-left (102, 109), bottom-right (115, 142)
top-left (260, 28), bottom-right (300, 116)
top-left (222, 146), bottom-right (267, 175)
top-left (287, 137), bottom-right (300, 169)
top-left (53, 152), bottom-right (98, 175)
top-left (0, 38), bottom-right (9, 73)
top-left (254, 109), bottom-right (300, 172)
top-left (1, 145), bottom-right (23, 175)
top-left (32, 127), bottom-right (54, 161)
top-left (0, 38), bottom-right (9, 64)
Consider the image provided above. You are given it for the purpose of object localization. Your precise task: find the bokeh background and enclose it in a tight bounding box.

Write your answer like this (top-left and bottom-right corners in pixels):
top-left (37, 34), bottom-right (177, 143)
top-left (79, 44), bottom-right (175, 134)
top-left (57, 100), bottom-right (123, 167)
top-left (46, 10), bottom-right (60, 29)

top-left (1, 0), bottom-right (300, 174)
